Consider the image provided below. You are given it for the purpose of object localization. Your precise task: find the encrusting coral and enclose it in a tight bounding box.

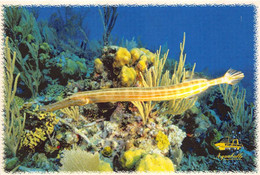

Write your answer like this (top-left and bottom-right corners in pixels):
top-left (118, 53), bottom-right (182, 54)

top-left (136, 153), bottom-right (175, 172)
top-left (120, 149), bottom-right (145, 170)
top-left (156, 131), bottom-right (170, 151)
top-left (101, 146), bottom-right (113, 157)
top-left (94, 58), bottom-right (104, 73)
top-left (119, 65), bottom-right (137, 86)
top-left (21, 106), bottom-right (59, 150)
top-left (113, 47), bottom-right (131, 68)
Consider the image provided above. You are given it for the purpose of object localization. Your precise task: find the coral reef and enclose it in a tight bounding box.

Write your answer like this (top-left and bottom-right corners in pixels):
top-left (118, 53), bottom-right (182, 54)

top-left (132, 33), bottom-right (197, 124)
top-left (3, 6), bottom-right (255, 173)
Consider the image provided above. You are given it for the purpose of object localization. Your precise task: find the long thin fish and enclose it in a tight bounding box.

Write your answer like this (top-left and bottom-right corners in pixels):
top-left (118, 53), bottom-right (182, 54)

top-left (40, 69), bottom-right (244, 112)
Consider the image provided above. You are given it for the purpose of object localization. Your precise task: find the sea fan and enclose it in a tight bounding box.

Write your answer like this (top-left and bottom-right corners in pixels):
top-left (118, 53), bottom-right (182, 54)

top-left (60, 147), bottom-right (100, 172)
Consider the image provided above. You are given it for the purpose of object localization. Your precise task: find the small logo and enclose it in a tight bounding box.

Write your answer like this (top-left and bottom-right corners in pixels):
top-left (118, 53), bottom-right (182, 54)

top-left (214, 136), bottom-right (243, 151)
top-left (214, 136), bottom-right (244, 160)
top-left (217, 152), bottom-right (243, 160)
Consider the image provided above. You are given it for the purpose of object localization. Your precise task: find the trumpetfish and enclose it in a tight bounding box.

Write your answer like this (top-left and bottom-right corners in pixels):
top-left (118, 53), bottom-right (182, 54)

top-left (40, 69), bottom-right (244, 112)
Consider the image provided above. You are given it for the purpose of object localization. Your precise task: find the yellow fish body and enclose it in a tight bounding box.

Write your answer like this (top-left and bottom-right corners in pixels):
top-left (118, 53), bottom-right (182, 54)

top-left (41, 69), bottom-right (244, 112)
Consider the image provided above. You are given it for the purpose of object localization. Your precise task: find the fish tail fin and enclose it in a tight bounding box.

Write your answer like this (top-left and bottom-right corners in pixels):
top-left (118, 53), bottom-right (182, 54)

top-left (224, 69), bottom-right (244, 85)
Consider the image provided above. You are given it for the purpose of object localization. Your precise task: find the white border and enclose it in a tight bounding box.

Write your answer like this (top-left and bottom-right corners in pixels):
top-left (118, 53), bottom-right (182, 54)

top-left (0, 0), bottom-right (259, 175)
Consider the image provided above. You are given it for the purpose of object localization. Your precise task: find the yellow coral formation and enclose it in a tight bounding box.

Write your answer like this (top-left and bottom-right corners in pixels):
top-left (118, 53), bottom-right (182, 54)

top-left (21, 110), bottom-right (59, 150)
top-left (130, 48), bottom-right (155, 71)
top-left (156, 131), bottom-right (170, 151)
top-left (140, 48), bottom-right (156, 63)
top-left (94, 58), bottom-right (104, 73)
top-left (130, 48), bottom-right (143, 65)
top-left (113, 47), bottom-right (131, 68)
top-left (119, 66), bottom-right (137, 87)
top-left (101, 146), bottom-right (112, 157)
top-left (120, 149), bottom-right (145, 169)
top-left (22, 128), bottom-right (47, 150)
top-left (136, 56), bottom-right (148, 72)
top-left (136, 153), bottom-right (175, 172)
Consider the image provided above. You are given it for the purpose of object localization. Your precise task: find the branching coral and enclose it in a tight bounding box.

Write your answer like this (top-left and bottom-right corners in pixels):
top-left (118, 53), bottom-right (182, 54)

top-left (60, 106), bottom-right (80, 122)
top-left (4, 37), bottom-right (26, 157)
top-left (132, 33), bottom-right (197, 124)
top-left (219, 84), bottom-right (254, 131)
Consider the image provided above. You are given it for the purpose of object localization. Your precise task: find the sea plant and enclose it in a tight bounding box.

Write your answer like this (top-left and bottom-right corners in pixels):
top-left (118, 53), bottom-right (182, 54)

top-left (219, 84), bottom-right (254, 131)
top-left (132, 33), bottom-right (197, 124)
top-left (60, 106), bottom-right (80, 123)
top-left (4, 6), bottom-right (42, 47)
top-left (4, 7), bottom-right (45, 98)
top-left (4, 37), bottom-right (26, 157)
top-left (48, 7), bottom-right (89, 57)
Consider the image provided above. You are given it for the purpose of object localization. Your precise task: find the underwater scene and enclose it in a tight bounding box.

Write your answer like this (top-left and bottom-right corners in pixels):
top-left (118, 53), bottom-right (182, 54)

top-left (3, 5), bottom-right (256, 172)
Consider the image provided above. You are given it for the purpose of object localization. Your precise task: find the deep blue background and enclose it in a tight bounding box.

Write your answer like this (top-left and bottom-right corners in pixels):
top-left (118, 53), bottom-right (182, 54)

top-left (35, 6), bottom-right (256, 102)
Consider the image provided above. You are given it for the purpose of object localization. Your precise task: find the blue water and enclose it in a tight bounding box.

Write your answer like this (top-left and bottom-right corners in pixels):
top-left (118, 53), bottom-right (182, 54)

top-left (34, 5), bottom-right (255, 102)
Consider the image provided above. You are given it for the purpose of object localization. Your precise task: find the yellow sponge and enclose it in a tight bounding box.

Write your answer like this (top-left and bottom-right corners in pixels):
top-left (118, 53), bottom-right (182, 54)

top-left (113, 47), bottom-right (131, 68)
top-left (140, 48), bottom-right (156, 63)
top-left (136, 153), bottom-right (175, 172)
top-left (140, 48), bottom-right (150, 54)
top-left (119, 66), bottom-right (137, 87)
top-left (156, 131), bottom-right (170, 151)
top-left (136, 55), bottom-right (148, 72)
top-left (120, 149), bottom-right (145, 170)
top-left (130, 48), bottom-right (143, 65)
top-left (94, 58), bottom-right (104, 73)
